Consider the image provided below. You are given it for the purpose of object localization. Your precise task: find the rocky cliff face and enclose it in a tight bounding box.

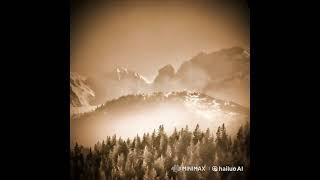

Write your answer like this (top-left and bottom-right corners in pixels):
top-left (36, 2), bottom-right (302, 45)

top-left (86, 67), bottom-right (151, 105)
top-left (70, 72), bottom-right (95, 107)
top-left (72, 47), bottom-right (250, 108)
top-left (152, 47), bottom-right (250, 107)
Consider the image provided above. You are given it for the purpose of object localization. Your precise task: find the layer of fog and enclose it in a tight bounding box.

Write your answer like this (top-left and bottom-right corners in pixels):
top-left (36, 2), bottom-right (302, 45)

top-left (71, 101), bottom-right (248, 147)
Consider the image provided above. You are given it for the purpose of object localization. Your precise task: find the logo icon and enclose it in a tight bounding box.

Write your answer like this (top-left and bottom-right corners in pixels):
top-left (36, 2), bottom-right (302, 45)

top-left (171, 165), bottom-right (180, 173)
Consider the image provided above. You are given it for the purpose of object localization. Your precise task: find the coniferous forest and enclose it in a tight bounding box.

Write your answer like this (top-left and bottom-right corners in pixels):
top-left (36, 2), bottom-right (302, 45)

top-left (70, 123), bottom-right (249, 180)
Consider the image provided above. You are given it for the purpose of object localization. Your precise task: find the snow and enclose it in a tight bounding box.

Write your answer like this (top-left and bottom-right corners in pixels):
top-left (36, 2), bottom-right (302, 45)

top-left (70, 105), bottom-right (98, 116)
top-left (70, 72), bottom-right (95, 107)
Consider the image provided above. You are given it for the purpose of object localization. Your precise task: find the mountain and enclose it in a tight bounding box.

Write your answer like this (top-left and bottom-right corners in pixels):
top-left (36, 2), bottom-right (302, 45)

top-left (113, 67), bottom-right (150, 83)
top-left (75, 47), bottom-right (249, 107)
top-left (71, 91), bottom-right (249, 146)
top-left (70, 72), bottom-right (95, 107)
top-left (153, 47), bottom-right (250, 107)
top-left (153, 64), bottom-right (175, 84)
top-left (70, 72), bottom-right (96, 115)
top-left (86, 67), bottom-right (152, 105)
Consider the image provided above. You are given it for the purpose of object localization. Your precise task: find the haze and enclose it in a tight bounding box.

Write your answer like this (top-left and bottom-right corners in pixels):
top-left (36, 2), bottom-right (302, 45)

top-left (71, 101), bottom-right (248, 147)
top-left (71, 0), bottom-right (249, 81)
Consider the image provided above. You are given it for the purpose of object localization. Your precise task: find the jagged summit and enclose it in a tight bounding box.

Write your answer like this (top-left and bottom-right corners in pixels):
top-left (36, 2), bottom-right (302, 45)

top-left (153, 64), bottom-right (175, 84)
top-left (108, 66), bottom-right (150, 83)
top-left (158, 64), bottom-right (175, 75)
top-left (72, 46), bottom-right (250, 109)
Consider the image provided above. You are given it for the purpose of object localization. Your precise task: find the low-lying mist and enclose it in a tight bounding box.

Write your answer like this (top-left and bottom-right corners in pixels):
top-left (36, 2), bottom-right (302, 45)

top-left (71, 92), bottom-right (248, 147)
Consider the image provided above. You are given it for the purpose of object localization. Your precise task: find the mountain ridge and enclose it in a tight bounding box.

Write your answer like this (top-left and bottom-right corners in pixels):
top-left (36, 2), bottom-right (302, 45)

top-left (71, 46), bottom-right (250, 113)
top-left (71, 90), bottom-right (249, 146)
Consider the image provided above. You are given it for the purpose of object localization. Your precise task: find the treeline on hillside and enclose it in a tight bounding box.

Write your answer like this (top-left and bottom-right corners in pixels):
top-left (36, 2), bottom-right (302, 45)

top-left (71, 123), bottom-right (249, 180)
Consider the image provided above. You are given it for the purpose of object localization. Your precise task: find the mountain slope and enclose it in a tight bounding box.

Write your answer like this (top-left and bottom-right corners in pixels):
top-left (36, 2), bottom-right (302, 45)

top-left (76, 47), bottom-right (249, 107)
top-left (71, 91), bottom-right (249, 146)
top-left (153, 47), bottom-right (250, 107)
top-left (70, 72), bottom-right (96, 115)
top-left (87, 67), bottom-right (151, 105)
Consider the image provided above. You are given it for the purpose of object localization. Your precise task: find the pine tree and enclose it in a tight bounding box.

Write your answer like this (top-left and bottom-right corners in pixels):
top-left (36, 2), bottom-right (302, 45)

top-left (215, 126), bottom-right (222, 155)
top-left (216, 126), bottom-right (221, 145)
top-left (71, 123), bottom-right (250, 180)
top-left (169, 127), bottom-right (178, 147)
top-left (188, 140), bottom-right (200, 165)
top-left (154, 155), bottom-right (165, 179)
top-left (164, 145), bottom-right (175, 179)
top-left (221, 124), bottom-right (228, 152)
top-left (228, 136), bottom-right (232, 152)
top-left (117, 153), bottom-right (125, 170)
top-left (193, 124), bottom-right (201, 145)
top-left (86, 148), bottom-right (94, 180)
top-left (125, 150), bottom-right (135, 179)
top-left (111, 135), bottom-right (117, 146)
top-left (135, 134), bottom-right (143, 152)
top-left (143, 146), bottom-right (153, 169)
top-left (175, 127), bottom-right (191, 163)
top-left (199, 132), bottom-right (215, 165)
top-left (205, 128), bottom-right (210, 143)
top-left (159, 133), bottom-right (168, 156)
top-left (101, 154), bottom-right (112, 180)
top-left (142, 133), bottom-right (151, 149)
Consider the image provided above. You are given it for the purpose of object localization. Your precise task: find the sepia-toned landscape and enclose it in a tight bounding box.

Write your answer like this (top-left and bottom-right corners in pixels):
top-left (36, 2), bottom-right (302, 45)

top-left (71, 1), bottom-right (249, 179)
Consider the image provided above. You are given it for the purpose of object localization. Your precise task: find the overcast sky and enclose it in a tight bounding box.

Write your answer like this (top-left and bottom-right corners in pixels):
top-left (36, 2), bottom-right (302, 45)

top-left (71, 0), bottom-right (249, 81)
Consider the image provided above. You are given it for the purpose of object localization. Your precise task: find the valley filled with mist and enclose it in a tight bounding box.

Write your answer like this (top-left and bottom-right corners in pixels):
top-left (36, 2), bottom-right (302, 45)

top-left (71, 47), bottom-right (250, 147)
